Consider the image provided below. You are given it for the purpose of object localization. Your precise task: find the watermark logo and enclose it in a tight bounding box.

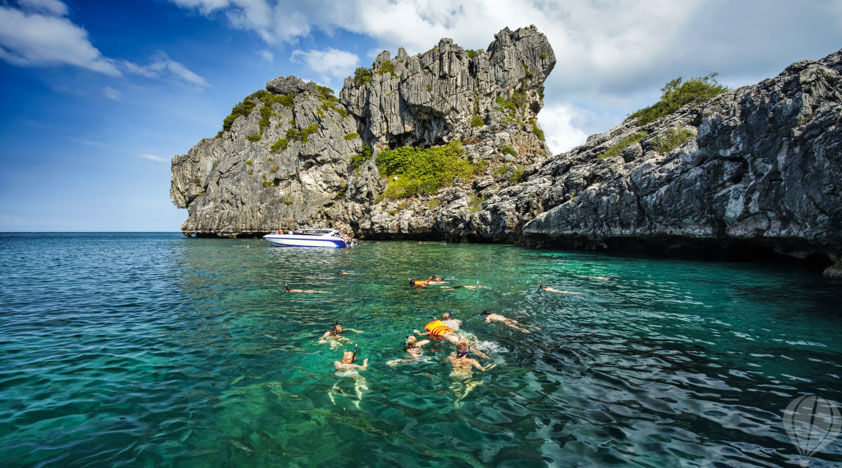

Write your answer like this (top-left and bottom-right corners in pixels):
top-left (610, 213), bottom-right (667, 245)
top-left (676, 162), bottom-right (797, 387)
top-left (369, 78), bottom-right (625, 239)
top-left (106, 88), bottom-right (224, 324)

top-left (782, 395), bottom-right (841, 463)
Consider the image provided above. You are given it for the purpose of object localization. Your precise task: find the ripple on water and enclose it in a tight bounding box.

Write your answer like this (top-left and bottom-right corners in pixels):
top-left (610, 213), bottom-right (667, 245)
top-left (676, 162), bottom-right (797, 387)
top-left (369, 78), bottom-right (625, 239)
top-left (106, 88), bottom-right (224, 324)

top-left (0, 234), bottom-right (841, 465)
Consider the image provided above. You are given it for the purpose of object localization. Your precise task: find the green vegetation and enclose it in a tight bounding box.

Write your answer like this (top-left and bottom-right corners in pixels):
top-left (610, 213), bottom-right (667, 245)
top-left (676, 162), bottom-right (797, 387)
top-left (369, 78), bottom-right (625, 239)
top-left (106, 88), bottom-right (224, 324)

top-left (652, 127), bottom-right (696, 154)
top-left (376, 59), bottom-right (396, 77)
top-left (493, 165), bottom-right (510, 178)
top-left (271, 137), bottom-right (288, 152)
top-left (258, 105), bottom-right (273, 134)
top-left (466, 49), bottom-right (480, 59)
top-left (263, 181), bottom-right (274, 188)
top-left (344, 132), bottom-right (359, 140)
top-left (467, 194), bottom-right (486, 213)
top-left (471, 115), bottom-right (485, 127)
top-left (282, 199), bottom-right (294, 206)
top-left (245, 159), bottom-right (254, 165)
top-left (317, 86), bottom-right (349, 118)
top-left (521, 61), bottom-right (534, 79)
top-left (247, 170), bottom-right (253, 175)
top-left (222, 98), bottom-right (257, 132)
top-left (354, 67), bottom-right (372, 86)
top-left (266, 157), bottom-right (273, 162)
top-left (597, 131), bottom-right (648, 160)
top-left (530, 119), bottom-right (545, 141)
top-left (348, 145), bottom-right (372, 173)
top-left (301, 123), bottom-right (319, 143)
top-left (628, 73), bottom-right (727, 125)
top-left (540, 51), bottom-right (548, 60)
top-left (509, 165), bottom-right (526, 184)
top-left (427, 198), bottom-right (441, 210)
top-left (246, 134), bottom-right (261, 142)
top-left (194, 177), bottom-right (201, 186)
top-left (426, 84), bottom-right (432, 91)
top-left (501, 145), bottom-right (517, 157)
top-left (269, 163), bottom-right (279, 173)
top-left (375, 141), bottom-right (483, 199)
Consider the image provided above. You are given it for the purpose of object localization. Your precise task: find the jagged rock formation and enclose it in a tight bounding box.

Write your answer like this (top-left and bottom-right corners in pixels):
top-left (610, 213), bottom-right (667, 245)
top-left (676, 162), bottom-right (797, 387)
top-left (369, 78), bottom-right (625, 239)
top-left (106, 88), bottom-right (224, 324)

top-left (340, 26), bottom-right (554, 152)
top-left (172, 26), bottom-right (554, 236)
top-left (171, 27), bottom-right (842, 275)
top-left (494, 49), bottom-right (842, 275)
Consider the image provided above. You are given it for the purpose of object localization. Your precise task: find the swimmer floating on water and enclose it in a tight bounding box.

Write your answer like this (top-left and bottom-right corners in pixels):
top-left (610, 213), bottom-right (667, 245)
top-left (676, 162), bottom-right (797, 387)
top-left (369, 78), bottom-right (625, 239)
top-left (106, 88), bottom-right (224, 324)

top-left (330, 346), bottom-right (369, 408)
top-left (447, 341), bottom-right (495, 408)
top-left (319, 322), bottom-right (363, 348)
top-left (539, 283), bottom-right (582, 295)
top-left (285, 283), bottom-right (327, 294)
top-left (481, 310), bottom-right (539, 333)
top-left (414, 319), bottom-right (489, 359)
top-left (440, 311), bottom-right (461, 331)
top-left (386, 335), bottom-right (431, 366)
top-left (441, 281), bottom-right (488, 290)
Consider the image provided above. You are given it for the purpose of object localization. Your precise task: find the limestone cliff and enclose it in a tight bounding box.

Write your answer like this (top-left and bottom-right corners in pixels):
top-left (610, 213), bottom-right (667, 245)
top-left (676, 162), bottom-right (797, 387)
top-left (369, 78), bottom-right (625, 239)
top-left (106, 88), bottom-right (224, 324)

top-left (171, 27), bottom-right (842, 275)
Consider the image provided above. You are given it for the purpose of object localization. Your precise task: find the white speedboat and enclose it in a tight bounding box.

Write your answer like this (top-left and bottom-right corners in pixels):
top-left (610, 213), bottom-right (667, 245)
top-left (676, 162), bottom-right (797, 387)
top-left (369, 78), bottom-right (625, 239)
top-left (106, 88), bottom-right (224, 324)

top-left (263, 229), bottom-right (350, 248)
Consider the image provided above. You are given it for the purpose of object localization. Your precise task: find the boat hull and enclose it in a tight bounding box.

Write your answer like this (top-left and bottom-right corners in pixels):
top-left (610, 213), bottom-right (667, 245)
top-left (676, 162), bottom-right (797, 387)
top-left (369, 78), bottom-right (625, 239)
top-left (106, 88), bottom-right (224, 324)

top-left (263, 234), bottom-right (347, 248)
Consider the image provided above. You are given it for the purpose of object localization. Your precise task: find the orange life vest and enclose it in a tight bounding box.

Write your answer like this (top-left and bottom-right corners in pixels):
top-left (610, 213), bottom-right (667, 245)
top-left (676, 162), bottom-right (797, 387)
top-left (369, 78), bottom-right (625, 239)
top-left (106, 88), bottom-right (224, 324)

top-left (424, 320), bottom-right (453, 338)
top-left (428, 275), bottom-right (443, 281)
top-left (412, 280), bottom-right (429, 287)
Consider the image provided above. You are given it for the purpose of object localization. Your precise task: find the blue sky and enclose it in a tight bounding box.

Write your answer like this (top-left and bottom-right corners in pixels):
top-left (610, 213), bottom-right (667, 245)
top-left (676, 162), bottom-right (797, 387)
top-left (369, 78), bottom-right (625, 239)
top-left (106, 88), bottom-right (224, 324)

top-left (1, 0), bottom-right (841, 231)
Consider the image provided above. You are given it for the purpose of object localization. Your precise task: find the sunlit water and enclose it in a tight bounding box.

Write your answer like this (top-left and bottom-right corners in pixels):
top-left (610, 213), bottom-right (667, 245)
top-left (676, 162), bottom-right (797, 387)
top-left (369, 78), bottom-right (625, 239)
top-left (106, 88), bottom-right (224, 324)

top-left (1, 233), bottom-right (841, 466)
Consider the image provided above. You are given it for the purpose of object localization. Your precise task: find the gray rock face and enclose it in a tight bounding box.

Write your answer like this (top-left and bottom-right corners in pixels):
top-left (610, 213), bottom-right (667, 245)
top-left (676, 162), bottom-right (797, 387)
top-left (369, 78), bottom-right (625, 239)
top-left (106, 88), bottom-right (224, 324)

top-left (340, 26), bottom-right (554, 152)
top-left (171, 28), bottom-right (842, 274)
top-left (510, 49), bottom-right (842, 274)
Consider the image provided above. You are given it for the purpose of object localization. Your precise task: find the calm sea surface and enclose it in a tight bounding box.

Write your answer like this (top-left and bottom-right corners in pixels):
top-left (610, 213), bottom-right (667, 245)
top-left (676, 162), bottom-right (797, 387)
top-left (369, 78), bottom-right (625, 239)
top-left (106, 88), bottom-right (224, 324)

top-left (1, 232), bottom-right (841, 466)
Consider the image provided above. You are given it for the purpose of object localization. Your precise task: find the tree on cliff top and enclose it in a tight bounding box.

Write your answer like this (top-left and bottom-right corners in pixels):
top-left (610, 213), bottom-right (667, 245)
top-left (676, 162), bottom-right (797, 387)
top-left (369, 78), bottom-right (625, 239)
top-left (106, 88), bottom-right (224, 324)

top-left (628, 73), bottom-right (727, 125)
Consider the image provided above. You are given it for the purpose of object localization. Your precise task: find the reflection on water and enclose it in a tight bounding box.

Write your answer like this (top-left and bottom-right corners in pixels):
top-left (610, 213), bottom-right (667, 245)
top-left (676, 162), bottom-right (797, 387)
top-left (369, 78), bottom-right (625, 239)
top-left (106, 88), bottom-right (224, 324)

top-left (0, 233), bottom-right (841, 466)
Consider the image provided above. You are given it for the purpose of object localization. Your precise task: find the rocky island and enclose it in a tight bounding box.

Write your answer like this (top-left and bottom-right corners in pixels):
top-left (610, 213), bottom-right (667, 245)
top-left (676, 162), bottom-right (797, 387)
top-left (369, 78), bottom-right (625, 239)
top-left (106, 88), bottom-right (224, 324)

top-left (171, 26), bottom-right (842, 277)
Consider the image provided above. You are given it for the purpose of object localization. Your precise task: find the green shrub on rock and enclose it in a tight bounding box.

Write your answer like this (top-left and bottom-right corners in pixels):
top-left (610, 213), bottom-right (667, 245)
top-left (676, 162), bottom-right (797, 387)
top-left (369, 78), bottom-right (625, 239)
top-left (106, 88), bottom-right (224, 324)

top-left (471, 115), bottom-right (485, 127)
top-left (627, 73), bottom-right (727, 125)
top-left (375, 141), bottom-right (482, 199)
top-left (597, 131), bottom-right (648, 160)
top-left (653, 127), bottom-right (696, 154)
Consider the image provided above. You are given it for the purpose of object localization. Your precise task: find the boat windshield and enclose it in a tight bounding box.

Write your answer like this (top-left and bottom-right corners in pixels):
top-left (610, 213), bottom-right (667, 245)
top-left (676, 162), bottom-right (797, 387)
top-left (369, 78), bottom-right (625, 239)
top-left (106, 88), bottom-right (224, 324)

top-left (292, 229), bottom-right (338, 236)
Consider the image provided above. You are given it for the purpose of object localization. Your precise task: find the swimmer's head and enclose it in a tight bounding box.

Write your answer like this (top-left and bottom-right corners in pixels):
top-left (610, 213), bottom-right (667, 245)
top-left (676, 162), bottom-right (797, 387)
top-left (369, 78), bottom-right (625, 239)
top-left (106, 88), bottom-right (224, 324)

top-left (481, 310), bottom-right (490, 316)
top-left (332, 322), bottom-right (343, 333)
top-left (539, 283), bottom-right (545, 289)
top-left (456, 342), bottom-right (468, 355)
top-left (442, 311), bottom-right (452, 320)
top-left (342, 351), bottom-right (354, 363)
top-left (404, 335), bottom-right (417, 348)
top-left (284, 283), bottom-right (291, 292)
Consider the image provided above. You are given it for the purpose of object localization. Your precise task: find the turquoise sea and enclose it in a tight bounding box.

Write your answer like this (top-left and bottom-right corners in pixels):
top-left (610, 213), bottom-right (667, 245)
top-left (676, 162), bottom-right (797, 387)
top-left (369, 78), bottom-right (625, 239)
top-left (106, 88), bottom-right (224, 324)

top-left (1, 232), bottom-right (841, 466)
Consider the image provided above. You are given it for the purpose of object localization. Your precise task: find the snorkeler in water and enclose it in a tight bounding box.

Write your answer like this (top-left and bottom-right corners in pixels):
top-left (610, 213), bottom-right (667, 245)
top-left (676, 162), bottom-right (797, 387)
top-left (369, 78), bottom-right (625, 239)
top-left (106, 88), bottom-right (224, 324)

top-left (285, 283), bottom-right (327, 294)
top-left (330, 347), bottom-right (369, 408)
top-left (414, 319), bottom-right (489, 359)
top-left (319, 322), bottom-right (363, 348)
top-left (538, 283), bottom-right (582, 295)
top-left (447, 342), bottom-right (495, 408)
top-left (481, 310), bottom-right (539, 333)
top-left (386, 335), bottom-right (431, 366)
top-left (440, 311), bottom-right (461, 331)
top-left (441, 281), bottom-right (488, 290)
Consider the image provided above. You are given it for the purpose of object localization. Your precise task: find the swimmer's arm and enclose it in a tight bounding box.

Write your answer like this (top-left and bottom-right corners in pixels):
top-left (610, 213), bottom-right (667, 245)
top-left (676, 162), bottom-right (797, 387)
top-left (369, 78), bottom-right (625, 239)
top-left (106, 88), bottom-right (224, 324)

top-left (413, 329), bottom-right (430, 336)
top-left (476, 361), bottom-right (495, 371)
top-left (345, 328), bottom-right (363, 333)
top-left (356, 358), bottom-right (369, 370)
top-left (320, 331), bottom-right (332, 339)
top-left (417, 339), bottom-right (430, 347)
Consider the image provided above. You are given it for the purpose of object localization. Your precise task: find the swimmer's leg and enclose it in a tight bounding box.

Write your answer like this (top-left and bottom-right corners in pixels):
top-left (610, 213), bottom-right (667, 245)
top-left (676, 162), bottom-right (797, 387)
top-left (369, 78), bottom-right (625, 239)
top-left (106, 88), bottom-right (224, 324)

top-left (328, 381), bottom-right (343, 406)
top-left (353, 376), bottom-right (368, 408)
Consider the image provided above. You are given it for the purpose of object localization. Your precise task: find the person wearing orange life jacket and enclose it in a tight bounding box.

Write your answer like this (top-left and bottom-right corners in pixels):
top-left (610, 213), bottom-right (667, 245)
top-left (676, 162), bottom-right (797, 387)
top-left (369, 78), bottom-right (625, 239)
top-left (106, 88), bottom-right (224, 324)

top-left (414, 319), bottom-right (489, 359)
top-left (409, 279), bottom-right (429, 287)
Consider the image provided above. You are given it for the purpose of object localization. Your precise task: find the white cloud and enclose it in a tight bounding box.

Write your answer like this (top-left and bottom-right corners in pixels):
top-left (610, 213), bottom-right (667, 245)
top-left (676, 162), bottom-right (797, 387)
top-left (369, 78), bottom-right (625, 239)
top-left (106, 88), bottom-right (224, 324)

top-left (169, 0), bottom-right (842, 146)
top-left (121, 52), bottom-right (209, 87)
top-left (138, 154), bottom-right (167, 163)
top-left (102, 86), bottom-right (121, 100)
top-left (18, 0), bottom-right (69, 16)
top-left (290, 47), bottom-right (359, 82)
top-left (0, 4), bottom-right (120, 75)
top-left (258, 49), bottom-right (273, 62)
top-left (539, 103), bottom-right (589, 154)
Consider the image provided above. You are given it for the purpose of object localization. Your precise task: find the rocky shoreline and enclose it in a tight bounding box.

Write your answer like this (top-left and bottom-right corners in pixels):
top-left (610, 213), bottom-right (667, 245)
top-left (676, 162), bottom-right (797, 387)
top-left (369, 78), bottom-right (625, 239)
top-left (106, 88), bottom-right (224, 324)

top-left (171, 27), bottom-right (842, 276)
